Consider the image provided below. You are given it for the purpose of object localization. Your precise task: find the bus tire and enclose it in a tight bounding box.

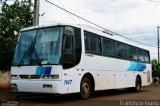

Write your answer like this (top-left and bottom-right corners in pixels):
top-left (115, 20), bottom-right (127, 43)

top-left (80, 77), bottom-right (91, 99)
top-left (134, 77), bottom-right (141, 91)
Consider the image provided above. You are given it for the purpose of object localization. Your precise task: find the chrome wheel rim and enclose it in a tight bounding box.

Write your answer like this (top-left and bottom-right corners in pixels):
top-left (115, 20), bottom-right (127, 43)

top-left (82, 82), bottom-right (90, 96)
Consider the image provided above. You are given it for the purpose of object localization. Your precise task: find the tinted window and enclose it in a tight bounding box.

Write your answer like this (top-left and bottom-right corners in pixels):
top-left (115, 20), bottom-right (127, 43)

top-left (137, 49), bottom-right (145, 61)
top-left (116, 42), bottom-right (127, 58)
top-left (63, 27), bottom-right (82, 69)
top-left (74, 28), bottom-right (82, 65)
top-left (84, 31), bottom-right (150, 63)
top-left (94, 36), bottom-right (102, 54)
top-left (137, 49), bottom-right (150, 63)
top-left (128, 46), bottom-right (137, 60)
top-left (85, 32), bottom-right (94, 51)
top-left (103, 38), bottom-right (116, 56)
top-left (85, 31), bottom-right (102, 54)
top-left (144, 51), bottom-right (150, 62)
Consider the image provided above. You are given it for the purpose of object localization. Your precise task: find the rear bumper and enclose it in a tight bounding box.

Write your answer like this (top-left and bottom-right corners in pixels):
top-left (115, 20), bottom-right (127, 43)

top-left (11, 80), bottom-right (61, 94)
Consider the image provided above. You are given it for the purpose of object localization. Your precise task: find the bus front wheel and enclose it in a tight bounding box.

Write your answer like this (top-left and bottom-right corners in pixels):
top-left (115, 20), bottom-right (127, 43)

top-left (80, 77), bottom-right (91, 99)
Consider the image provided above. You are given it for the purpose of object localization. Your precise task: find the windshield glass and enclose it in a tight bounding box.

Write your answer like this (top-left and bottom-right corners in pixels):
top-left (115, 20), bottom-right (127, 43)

top-left (13, 27), bottom-right (63, 65)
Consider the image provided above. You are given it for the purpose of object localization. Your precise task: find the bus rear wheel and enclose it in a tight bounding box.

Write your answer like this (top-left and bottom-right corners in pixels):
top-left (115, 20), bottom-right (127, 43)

top-left (80, 77), bottom-right (91, 99)
top-left (135, 77), bottom-right (141, 91)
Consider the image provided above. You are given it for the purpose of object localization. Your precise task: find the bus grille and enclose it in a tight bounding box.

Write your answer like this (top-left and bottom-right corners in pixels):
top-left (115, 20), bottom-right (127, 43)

top-left (19, 75), bottom-right (41, 79)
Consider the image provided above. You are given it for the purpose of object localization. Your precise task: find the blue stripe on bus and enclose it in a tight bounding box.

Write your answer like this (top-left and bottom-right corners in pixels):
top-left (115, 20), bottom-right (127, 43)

top-left (127, 61), bottom-right (146, 72)
top-left (35, 66), bottom-right (52, 75)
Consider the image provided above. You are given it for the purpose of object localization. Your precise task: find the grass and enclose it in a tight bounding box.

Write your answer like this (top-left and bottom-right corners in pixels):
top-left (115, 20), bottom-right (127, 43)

top-left (0, 71), bottom-right (11, 89)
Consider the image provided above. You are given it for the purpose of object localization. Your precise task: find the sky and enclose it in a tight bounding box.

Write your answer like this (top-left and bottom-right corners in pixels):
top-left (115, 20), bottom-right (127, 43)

top-left (1, 0), bottom-right (160, 59)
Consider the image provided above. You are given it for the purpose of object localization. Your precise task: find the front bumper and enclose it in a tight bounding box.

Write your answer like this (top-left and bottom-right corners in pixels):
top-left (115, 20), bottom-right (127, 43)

top-left (11, 80), bottom-right (61, 94)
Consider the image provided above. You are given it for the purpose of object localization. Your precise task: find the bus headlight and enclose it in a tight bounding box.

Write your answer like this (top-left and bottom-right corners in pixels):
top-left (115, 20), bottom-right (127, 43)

top-left (42, 75), bottom-right (59, 79)
top-left (11, 75), bottom-right (19, 80)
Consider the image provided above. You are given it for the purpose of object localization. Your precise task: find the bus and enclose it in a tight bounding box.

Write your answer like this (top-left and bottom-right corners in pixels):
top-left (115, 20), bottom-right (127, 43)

top-left (11, 23), bottom-right (152, 99)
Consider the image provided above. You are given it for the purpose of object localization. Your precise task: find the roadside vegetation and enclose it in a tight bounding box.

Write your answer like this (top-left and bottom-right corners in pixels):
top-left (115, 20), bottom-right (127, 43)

top-left (152, 59), bottom-right (160, 78)
top-left (152, 59), bottom-right (160, 84)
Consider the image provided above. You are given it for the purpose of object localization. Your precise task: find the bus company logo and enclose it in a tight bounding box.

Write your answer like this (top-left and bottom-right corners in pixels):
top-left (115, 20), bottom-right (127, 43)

top-left (64, 80), bottom-right (72, 85)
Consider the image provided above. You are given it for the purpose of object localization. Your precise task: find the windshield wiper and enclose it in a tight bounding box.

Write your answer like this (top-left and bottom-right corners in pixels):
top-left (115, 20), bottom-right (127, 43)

top-left (18, 30), bottom-right (43, 67)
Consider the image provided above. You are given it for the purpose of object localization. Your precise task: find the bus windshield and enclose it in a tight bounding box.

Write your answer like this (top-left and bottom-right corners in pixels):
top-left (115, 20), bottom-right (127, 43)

top-left (13, 27), bottom-right (63, 66)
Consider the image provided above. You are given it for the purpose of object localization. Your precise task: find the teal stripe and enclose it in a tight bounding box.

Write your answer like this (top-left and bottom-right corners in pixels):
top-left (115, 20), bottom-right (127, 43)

top-left (127, 61), bottom-right (146, 72)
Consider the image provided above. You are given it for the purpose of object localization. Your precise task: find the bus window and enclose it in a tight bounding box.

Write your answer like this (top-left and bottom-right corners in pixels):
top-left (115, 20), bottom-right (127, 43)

top-left (144, 51), bottom-right (150, 63)
top-left (62, 35), bottom-right (75, 69)
top-left (85, 33), bottom-right (94, 52)
top-left (94, 36), bottom-right (102, 54)
top-left (128, 46), bottom-right (137, 60)
top-left (74, 28), bottom-right (82, 66)
top-left (84, 31), bottom-right (102, 54)
top-left (137, 49), bottom-right (145, 62)
top-left (62, 27), bottom-right (82, 69)
top-left (116, 42), bottom-right (127, 58)
top-left (102, 38), bottom-right (116, 56)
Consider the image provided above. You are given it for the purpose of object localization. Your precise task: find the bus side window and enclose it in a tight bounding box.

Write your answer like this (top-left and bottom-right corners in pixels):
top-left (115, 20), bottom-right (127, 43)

top-left (128, 46), bottom-right (137, 60)
top-left (116, 42), bottom-right (127, 58)
top-left (62, 35), bottom-right (75, 69)
top-left (102, 38), bottom-right (116, 56)
top-left (85, 35), bottom-right (90, 51)
top-left (144, 51), bottom-right (150, 63)
top-left (84, 31), bottom-right (102, 54)
top-left (137, 49), bottom-right (145, 62)
top-left (64, 35), bottom-right (73, 54)
top-left (94, 36), bottom-right (102, 54)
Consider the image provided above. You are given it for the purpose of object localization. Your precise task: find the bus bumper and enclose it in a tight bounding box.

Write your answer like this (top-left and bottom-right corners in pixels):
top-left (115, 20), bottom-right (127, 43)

top-left (11, 80), bottom-right (61, 94)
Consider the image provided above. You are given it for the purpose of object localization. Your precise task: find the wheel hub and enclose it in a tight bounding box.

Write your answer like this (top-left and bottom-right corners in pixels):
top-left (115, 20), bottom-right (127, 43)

top-left (82, 82), bottom-right (89, 95)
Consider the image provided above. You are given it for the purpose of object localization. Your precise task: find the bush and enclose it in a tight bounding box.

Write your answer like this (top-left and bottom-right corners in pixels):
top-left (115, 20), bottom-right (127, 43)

top-left (152, 59), bottom-right (160, 78)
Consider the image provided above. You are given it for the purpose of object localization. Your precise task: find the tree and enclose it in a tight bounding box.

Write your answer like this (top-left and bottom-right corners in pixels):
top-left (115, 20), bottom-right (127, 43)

top-left (0, 0), bottom-right (33, 70)
top-left (152, 59), bottom-right (160, 78)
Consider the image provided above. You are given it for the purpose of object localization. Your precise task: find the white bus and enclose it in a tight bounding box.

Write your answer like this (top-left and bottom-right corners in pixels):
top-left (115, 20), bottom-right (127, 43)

top-left (11, 23), bottom-right (152, 99)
